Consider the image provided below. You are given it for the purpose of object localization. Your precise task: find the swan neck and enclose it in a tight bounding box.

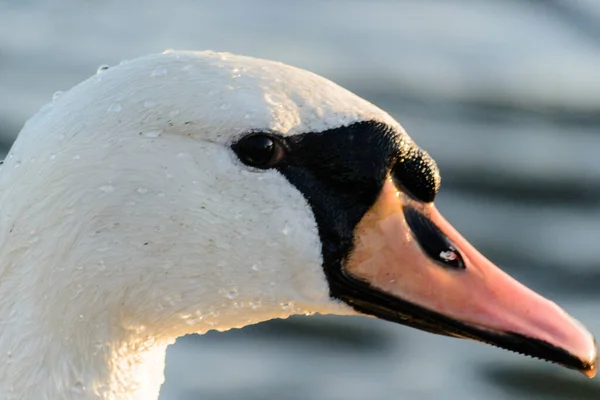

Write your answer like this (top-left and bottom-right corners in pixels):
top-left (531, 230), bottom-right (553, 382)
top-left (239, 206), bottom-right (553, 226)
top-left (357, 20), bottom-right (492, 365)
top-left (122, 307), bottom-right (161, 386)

top-left (0, 305), bottom-right (170, 400)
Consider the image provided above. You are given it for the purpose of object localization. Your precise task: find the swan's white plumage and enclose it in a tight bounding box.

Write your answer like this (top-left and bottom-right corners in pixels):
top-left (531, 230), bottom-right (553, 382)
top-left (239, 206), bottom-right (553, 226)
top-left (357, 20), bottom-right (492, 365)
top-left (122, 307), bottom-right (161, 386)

top-left (0, 51), bottom-right (399, 399)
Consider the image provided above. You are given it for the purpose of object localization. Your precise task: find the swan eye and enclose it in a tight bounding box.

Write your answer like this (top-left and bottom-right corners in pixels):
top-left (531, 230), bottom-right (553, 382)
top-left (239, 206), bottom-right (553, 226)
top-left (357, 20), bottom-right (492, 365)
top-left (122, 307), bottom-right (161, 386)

top-left (232, 134), bottom-right (286, 169)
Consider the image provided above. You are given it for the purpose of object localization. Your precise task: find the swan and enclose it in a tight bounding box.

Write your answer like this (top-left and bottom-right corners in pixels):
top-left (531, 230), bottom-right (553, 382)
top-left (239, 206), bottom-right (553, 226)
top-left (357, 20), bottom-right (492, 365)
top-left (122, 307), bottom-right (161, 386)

top-left (0, 50), bottom-right (596, 399)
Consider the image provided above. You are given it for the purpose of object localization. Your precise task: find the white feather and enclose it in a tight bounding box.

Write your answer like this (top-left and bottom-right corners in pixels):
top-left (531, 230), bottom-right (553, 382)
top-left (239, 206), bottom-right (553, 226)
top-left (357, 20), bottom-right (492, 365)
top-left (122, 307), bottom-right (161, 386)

top-left (0, 50), bottom-right (399, 399)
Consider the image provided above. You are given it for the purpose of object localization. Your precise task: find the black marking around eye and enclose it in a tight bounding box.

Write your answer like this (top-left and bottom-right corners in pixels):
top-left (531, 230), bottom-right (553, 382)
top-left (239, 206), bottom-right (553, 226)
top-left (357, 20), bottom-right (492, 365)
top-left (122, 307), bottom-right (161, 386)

top-left (274, 121), bottom-right (397, 283)
top-left (272, 120), bottom-right (446, 291)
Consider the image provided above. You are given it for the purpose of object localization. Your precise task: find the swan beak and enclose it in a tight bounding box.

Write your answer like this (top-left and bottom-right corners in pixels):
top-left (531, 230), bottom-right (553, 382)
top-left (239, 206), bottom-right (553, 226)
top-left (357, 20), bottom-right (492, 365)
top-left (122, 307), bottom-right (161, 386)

top-left (343, 180), bottom-right (598, 377)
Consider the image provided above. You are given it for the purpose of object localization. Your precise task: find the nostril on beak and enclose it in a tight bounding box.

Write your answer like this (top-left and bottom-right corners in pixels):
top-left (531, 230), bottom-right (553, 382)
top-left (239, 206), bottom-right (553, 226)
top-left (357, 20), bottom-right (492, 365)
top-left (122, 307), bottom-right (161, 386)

top-left (403, 206), bottom-right (465, 270)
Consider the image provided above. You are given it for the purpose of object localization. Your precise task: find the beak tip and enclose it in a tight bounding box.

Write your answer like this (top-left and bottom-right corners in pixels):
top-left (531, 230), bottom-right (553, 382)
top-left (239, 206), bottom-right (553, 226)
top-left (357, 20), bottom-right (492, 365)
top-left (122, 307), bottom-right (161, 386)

top-left (578, 338), bottom-right (598, 379)
top-left (582, 363), bottom-right (597, 379)
top-left (584, 347), bottom-right (598, 379)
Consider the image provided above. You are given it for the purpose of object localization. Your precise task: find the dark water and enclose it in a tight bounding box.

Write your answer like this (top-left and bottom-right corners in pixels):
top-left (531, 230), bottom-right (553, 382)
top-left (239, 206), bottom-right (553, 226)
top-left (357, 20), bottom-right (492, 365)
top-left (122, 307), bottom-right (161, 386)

top-left (1, 1), bottom-right (599, 399)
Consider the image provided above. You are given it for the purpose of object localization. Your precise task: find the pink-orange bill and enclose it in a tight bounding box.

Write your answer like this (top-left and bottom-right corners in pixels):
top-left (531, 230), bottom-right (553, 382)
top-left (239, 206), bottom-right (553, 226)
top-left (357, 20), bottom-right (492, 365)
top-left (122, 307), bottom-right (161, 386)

top-left (344, 180), bottom-right (597, 378)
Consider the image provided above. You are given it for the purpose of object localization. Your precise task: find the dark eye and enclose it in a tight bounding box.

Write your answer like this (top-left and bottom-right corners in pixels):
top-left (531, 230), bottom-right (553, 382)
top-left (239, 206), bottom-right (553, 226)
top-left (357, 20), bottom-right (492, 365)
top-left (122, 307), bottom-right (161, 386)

top-left (232, 134), bottom-right (286, 169)
top-left (403, 206), bottom-right (465, 270)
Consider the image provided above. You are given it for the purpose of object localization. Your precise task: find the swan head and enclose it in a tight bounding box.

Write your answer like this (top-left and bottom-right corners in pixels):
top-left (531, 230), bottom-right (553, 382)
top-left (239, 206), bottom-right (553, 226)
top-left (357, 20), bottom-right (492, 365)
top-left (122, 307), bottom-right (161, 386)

top-left (0, 50), bottom-right (596, 387)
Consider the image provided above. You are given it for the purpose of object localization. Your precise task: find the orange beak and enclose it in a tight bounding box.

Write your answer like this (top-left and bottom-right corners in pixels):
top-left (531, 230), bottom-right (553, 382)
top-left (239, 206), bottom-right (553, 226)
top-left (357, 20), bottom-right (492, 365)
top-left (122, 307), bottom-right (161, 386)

top-left (342, 179), bottom-right (597, 377)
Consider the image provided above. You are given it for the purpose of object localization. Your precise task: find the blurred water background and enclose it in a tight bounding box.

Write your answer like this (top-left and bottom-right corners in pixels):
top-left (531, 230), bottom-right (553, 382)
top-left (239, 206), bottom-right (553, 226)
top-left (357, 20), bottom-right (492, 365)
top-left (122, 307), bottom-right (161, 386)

top-left (1, 0), bottom-right (600, 399)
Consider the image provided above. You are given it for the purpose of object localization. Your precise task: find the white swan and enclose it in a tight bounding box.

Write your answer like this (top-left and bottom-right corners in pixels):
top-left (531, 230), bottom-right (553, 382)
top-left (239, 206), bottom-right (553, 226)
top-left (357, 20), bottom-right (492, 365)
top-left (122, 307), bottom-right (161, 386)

top-left (0, 50), bottom-right (596, 399)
